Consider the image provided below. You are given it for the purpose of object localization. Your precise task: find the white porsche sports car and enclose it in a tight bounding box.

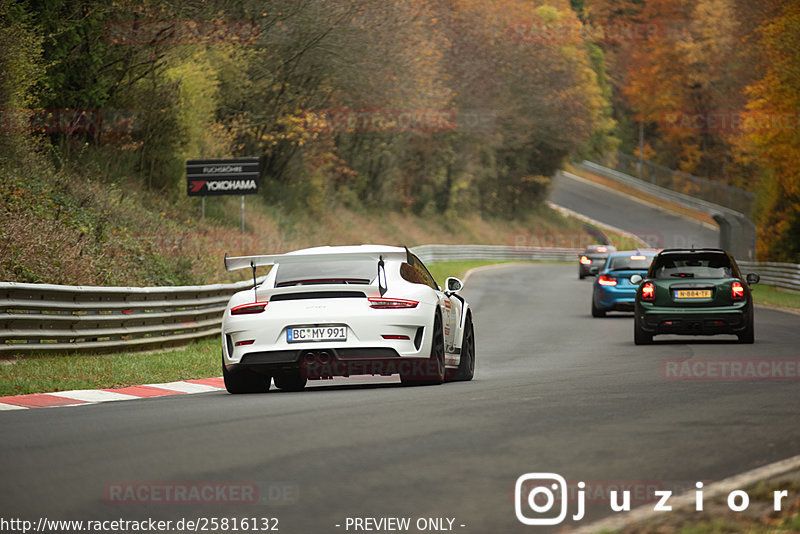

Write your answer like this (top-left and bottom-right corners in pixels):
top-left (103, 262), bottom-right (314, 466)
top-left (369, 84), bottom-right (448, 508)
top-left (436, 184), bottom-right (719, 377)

top-left (221, 245), bottom-right (475, 393)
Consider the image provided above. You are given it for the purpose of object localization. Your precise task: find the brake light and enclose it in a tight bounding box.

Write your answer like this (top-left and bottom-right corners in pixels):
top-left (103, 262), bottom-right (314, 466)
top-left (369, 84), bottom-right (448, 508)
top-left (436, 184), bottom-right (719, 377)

top-left (230, 301), bottom-right (268, 315)
top-left (630, 255), bottom-right (646, 260)
top-left (731, 281), bottom-right (744, 301)
top-left (368, 297), bottom-right (418, 309)
top-left (641, 282), bottom-right (655, 301)
top-left (596, 246), bottom-right (607, 253)
top-left (598, 274), bottom-right (617, 286)
top-left (580, 256), bottom-right (592, 265)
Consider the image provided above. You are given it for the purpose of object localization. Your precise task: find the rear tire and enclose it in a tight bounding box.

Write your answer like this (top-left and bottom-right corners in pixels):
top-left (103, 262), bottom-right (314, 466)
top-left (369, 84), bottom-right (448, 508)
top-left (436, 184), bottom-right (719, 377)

top-left (634, 316), bottom-right (653, 345)
top-left (591, 298), bottom-right (606, 318)
top-left (223, 356), bottom-right (271, 394)
top-left (274, 369), bottom-right (307, 391)
top-left (402, 312), bottom-right (445, 386)
top-left (452, 314), bottom-right (475, 382)
top-left (737, 314), bottom-right (755, 344)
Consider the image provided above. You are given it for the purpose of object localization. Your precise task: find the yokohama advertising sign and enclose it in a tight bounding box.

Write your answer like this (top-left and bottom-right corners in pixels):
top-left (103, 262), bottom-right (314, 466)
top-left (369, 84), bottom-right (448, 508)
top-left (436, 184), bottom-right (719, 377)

top-left (186, 158), bottom-right (260, 196)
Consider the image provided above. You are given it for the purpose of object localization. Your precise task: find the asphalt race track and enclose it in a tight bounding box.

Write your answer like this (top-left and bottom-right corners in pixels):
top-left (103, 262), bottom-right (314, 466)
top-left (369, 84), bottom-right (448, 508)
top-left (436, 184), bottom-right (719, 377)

top-left (2, 182), bottom-right (799, 533)
top-left (550, 171), bottom-right (719, 250)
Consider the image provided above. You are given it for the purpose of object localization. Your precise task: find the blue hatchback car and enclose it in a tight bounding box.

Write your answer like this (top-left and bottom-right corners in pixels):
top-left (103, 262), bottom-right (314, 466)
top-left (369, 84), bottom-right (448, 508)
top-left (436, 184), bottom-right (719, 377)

top-left (591, 251), bottom-right (657, 317)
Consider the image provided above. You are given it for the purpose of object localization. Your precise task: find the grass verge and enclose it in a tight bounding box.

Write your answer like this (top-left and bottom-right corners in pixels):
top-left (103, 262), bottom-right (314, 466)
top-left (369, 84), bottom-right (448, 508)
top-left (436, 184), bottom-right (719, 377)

top-left (609, 473), bottom-right (800, 533)
top-left (751, 284), bottom-right (800, 311)
top-left (0, 338), bottom-right (220, 396)
top-left (0, 260), bottom-right (511, 397)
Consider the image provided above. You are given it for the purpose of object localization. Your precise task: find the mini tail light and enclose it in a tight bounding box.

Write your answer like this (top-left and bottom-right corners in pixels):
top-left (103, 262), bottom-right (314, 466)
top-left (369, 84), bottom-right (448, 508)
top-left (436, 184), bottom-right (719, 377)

top-left (598, 274), bottom-right (617, 286)
top-left (731, 281), bottom-right (744, 301)
top-left (230, 301), bottom-right (269, 315)
top-left (368, 297), bottom-right (418, 309)
top-left (579, 256), bottom-right (592, 265)
top-left (641, 282), bottom-right (655, 301)
top-left (382, 334), bottom-right (411, 340)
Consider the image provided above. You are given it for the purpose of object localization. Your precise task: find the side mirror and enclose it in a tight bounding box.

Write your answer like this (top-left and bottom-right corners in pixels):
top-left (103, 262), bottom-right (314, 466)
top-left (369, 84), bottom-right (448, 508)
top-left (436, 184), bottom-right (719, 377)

top-left (745, 273), bottom-right (760, 285)
top-left (589, 266), bottom-right (599, 275)
top-left (630, 274), bottom-right (643, 285)
top-left (445, 277), bottom-right (463, 293)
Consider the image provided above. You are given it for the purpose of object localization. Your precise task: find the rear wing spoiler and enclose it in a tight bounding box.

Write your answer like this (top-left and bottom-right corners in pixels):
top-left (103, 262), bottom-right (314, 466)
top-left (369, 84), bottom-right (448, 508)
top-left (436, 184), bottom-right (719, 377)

top-left (224, 250), bottom-right (410, 272)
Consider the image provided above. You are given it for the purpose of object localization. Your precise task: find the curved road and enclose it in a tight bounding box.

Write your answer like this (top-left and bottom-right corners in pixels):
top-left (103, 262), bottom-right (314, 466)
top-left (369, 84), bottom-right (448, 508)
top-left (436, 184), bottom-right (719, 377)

top-left (1, 179), bottom-right (798, 533)
top-left (551, 171), bottom-right (719, 250)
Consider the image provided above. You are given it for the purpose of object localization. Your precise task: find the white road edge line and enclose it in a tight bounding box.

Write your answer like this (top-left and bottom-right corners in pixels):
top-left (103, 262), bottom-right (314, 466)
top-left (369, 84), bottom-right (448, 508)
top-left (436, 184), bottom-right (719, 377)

top-left (146, 381), bottom-right (222, 394)
top-left (462, 262), bottom-right (528, 286)
top-left (45, 390), bottom-right (139, 402)
top-left (571, 453), bottom-right (800, 534)
top-left (547, 200), bottom-right (650, 248)
top-left (0, 403), bottom-right (28, 410)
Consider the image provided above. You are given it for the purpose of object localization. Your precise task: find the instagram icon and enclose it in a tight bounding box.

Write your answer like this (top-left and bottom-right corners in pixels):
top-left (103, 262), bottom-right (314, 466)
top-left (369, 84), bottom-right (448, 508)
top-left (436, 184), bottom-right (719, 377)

top-left (515, 473), bottom-right (586, 525)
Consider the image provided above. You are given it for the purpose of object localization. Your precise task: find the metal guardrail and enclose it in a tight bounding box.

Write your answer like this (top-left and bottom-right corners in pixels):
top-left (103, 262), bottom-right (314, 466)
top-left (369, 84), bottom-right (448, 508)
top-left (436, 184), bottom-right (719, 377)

top-left (612, 152), bottom-right (755, 215)
top-left (0, 278), bottom-right (265, 355)
top-left (0, 246), bottom-right (579, 355)
top-left (411, 244), bottom-right (580, 263)
top-left (2, 246), bottom-right (796, 355)
top-left (739, 261), bottom-right (800, 294)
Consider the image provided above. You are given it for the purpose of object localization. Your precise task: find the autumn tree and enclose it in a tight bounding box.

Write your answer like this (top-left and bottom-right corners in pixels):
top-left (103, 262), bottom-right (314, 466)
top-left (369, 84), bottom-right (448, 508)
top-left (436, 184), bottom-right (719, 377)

top-left (734, 1), bottom-right (800, 261)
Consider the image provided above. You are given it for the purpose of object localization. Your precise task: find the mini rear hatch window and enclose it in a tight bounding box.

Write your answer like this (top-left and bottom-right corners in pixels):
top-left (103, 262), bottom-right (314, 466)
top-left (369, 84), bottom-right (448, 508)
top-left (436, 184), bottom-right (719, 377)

top-left (608, 255), bottom-right (653, 271)
top-left (652, 253), bottom-right (733, 279)
top-left (275, 260), bottom-right (375, 287)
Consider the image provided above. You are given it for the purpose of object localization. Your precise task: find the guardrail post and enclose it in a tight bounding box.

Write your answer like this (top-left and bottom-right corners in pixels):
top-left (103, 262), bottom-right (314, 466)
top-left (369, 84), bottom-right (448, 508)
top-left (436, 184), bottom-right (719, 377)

top-left (730, 213), bottom-right (757, 261)
top-left (712, 213), bottom-right (733, 253)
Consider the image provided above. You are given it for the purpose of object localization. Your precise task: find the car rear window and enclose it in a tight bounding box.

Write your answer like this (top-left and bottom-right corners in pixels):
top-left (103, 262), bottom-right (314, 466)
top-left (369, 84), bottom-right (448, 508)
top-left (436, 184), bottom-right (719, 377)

top-left (400, 254), bottom-right (438, 290)
top-left (608, 255), bottom-right (653, 271)
top-left (651, 253), bottom-right (733, 279)
top-left (275, 260), bottom-right (375, 287)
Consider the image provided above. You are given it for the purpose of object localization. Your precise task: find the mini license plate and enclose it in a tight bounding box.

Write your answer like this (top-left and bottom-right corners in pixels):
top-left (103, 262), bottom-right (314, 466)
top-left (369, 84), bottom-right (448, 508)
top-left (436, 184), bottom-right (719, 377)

top-left (287, 326), bottom-right (347, 343)
top-left (675, 289), bottom-right (712, 299)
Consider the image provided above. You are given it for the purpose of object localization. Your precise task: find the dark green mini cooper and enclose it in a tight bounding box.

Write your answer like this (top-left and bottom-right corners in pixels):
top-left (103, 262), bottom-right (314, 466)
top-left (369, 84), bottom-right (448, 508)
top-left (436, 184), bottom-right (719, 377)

top-left (633, 249), bottom-right (760, 345)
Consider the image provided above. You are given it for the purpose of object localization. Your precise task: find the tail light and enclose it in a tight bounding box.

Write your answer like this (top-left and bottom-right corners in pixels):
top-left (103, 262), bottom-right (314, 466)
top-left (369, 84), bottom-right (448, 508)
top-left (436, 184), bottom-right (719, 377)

top-left (731, 281), bottom-right (744, 301)
top-left (579, 256), bottom-right (592, 265)
top-left (641, 282), bottom-right (655, 301)
top-left (368, 297), bottom-right (418, 309)
top-left (230, 301), bottom-right (268, 315)
top-left (598, 274), bottom-right (617, 286)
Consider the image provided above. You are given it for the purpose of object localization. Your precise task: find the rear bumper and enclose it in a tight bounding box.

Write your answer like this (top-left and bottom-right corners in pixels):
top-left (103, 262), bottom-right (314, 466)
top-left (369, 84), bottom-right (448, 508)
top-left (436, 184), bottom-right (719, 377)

top-left (579, 257), bottom-right (605, 276)
top-left (637, 303), bottom-right (751, 335)
top-left (227, 348), bottom-right (438, 380)
top-left (595, 287), bottom-right (637, 311)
